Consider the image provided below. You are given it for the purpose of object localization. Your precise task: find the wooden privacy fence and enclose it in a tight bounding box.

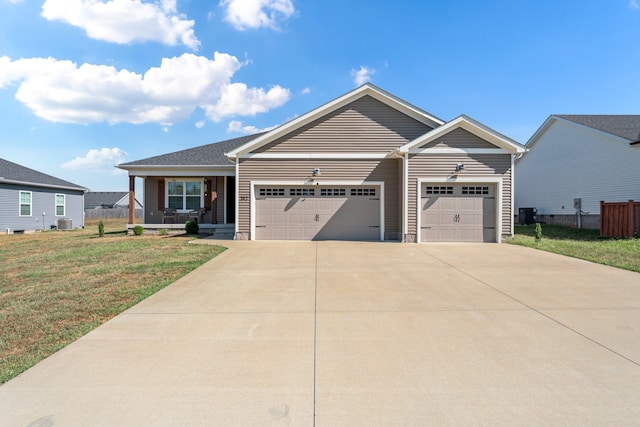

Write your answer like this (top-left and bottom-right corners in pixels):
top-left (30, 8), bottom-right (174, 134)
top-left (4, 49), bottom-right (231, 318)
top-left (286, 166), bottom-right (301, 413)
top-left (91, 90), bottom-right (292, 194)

top-left (600, 200), bottom-right (640, 238)
top-left (84, 208), bottom-right (142, 219)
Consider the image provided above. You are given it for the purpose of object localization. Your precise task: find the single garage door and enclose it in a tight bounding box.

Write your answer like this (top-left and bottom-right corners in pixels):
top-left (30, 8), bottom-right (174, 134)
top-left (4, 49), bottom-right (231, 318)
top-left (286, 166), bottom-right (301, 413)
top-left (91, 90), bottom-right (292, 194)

top-left (420, 184), bottom-right (496, 242)
top-left (255, 186), bottom-right (380, 240)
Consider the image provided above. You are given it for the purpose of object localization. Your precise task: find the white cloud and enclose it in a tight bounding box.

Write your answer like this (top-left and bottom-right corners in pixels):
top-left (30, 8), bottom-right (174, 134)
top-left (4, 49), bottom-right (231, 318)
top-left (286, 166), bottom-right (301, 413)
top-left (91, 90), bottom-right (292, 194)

top-left (205, 83), bottom-right (290, 121)
top-left (0, 52), bottom-right (290, 125)
top-left (41, 0), bottom-right (200, 50)
top-left (227, 120), bottom-right (277, 134)
top-left (220, 0), bottom-right (295, 30)
top-left (195, 120), bottom-right (206, 128)
top-left (631, 0), bottom-right (639, 8)
top-left (301, 87), bottom-right (311, 95)
top-left (62, 147), bottom-right (128, 172)
top-left (351, 66), bottom-right (375, 86)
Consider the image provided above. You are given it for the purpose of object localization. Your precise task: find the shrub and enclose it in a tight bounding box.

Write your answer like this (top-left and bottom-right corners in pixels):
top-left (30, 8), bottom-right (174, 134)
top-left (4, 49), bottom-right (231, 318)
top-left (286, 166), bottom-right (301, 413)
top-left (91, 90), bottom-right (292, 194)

top-left (158, 228), bottom-right (169, 236)
top-left (132, 225), bottom-right (144, 236)
top-left (185, 220), bottom-right (199, 235)
top-left (535, 223), bottom-right (543, 242)
top-left (98, 221), bottom-right (104, 237)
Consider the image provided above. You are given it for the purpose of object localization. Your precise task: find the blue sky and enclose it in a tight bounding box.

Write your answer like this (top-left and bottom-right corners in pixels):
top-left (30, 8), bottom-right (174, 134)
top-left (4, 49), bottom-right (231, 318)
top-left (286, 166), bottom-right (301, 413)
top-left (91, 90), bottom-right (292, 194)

top-left (1, 0), bottom-right (639, 191)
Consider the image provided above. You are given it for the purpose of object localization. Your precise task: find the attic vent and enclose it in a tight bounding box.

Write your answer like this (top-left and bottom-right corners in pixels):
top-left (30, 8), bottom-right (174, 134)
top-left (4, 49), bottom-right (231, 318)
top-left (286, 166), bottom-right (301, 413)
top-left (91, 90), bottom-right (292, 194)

top-left (57, 218), bottom-right (73, 230)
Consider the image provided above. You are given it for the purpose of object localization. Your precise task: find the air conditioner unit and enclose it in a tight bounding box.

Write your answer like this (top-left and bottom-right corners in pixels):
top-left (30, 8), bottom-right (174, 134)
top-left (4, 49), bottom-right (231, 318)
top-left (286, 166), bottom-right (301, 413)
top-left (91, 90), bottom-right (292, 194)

top-left (57, 218), bottom-right (73, 230)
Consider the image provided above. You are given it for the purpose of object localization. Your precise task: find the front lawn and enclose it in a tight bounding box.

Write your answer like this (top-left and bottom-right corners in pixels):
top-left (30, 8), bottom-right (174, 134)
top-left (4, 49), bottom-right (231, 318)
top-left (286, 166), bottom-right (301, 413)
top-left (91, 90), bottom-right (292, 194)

top-left (508, 224), bottom-right (640, 273)
top-left (0, 219), bottom-right (226, 384)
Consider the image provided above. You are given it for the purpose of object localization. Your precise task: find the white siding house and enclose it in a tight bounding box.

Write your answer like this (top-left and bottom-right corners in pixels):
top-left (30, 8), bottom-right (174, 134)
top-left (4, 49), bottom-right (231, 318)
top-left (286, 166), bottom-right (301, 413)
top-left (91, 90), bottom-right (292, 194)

top-left (515, 115), bottom-right (640, 229)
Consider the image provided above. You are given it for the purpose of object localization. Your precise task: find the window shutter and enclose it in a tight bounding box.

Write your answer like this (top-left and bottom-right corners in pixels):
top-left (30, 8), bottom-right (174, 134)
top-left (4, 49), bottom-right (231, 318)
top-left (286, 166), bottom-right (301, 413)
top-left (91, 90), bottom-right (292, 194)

top-left (158, 179), bottom-right (165, 209)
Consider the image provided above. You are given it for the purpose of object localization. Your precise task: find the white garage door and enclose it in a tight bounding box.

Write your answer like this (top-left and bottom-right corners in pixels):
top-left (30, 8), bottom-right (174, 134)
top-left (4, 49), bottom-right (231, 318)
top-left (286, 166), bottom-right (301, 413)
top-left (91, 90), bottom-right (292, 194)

top-left (420, 184), bottom-right (496, 242)
top-left (255, 186), bottom-right (380, 240)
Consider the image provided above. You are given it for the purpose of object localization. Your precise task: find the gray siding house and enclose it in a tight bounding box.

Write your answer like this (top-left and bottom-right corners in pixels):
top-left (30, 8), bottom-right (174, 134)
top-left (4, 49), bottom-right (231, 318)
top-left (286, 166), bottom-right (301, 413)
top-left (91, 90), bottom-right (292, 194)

top-left (0, 158), bottom-right (87, 233)
top-left (118, 84), bottom-right (526, 242)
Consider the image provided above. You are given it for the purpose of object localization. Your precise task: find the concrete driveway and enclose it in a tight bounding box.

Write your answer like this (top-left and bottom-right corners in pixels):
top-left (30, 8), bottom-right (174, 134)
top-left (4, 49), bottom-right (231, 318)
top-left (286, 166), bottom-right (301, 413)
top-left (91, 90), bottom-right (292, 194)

top-left (1, 241), bottom-right (639, 426)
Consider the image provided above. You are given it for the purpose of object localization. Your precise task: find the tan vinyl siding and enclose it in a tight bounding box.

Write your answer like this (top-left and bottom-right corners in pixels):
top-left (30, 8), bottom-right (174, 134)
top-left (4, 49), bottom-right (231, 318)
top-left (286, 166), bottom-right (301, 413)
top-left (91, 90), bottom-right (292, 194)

top-left (407, 154), bottom-right (512, 237)
top-left (419, 128), bottom-right (497, 149)
top-left (237, 158), bottom-right (401, 239)
top-left (254, 96), bottom-right (432, 153)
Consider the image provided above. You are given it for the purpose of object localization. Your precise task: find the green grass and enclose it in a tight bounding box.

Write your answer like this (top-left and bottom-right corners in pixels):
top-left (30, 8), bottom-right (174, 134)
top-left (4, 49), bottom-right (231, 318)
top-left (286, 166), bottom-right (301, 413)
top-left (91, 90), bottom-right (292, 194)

top-left (508, 224), bottom-right (640, 272)
top-left (0, 219), bottom-right (226, 384)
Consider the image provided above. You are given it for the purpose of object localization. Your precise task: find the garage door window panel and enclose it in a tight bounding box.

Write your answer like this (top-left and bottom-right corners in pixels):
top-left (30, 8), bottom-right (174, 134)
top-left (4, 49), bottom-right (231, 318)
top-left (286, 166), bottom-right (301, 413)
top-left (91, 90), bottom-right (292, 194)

top-left (290, 188), bottom-right (315, 196)
top-left (350, 188), bottom-right (376, 196)
top-left (320, 188), bottom-right (346, 196)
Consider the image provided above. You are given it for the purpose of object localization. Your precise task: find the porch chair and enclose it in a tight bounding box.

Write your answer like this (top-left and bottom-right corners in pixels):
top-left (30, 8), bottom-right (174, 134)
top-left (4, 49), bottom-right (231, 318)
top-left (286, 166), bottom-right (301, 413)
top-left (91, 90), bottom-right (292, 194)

top-left (188, 207), bottom-right (206, 224)
top-left (162, 208), bottom-right (177, 224)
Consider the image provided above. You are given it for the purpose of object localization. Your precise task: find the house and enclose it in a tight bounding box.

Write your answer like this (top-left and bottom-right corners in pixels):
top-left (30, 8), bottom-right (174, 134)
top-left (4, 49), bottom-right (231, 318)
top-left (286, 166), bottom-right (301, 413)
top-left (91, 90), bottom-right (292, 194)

top-left (118, 84), bottom-right (526, 242)
top-left (515, 115), bottom-right (640, 229)
top-left (85, 191), bottom-right (142, 209)
top-left (0, 158), bottom-right (87, 233)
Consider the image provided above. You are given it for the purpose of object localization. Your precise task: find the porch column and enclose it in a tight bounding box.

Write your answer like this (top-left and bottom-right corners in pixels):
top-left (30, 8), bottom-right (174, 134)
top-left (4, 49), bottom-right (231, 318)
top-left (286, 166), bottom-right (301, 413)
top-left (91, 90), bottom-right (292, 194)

top-left (128, 175), bottom-right (135, 224)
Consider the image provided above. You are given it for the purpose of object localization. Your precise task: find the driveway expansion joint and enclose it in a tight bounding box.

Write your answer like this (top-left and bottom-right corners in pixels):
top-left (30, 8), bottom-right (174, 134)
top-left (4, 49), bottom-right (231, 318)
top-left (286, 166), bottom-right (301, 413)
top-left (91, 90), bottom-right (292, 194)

top-left (425, 251), bottom-right (640, 368)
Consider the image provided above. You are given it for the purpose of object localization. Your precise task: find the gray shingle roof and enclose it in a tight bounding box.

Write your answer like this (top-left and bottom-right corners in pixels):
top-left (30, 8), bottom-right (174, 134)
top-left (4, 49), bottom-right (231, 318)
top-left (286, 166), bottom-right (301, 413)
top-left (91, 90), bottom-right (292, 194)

top-left (0, 158), bottom-right (86, 190)
top-left (556, 115), bottom-right (640, 142)
top-left (119, 133), bottom-right (264, 167)
top-left (85, 191), bottom-right (128, 208)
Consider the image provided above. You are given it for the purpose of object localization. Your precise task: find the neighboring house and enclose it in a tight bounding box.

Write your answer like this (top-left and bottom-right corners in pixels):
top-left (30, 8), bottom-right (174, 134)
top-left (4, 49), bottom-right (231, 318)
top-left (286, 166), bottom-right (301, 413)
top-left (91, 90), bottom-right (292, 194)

top-left (515, 115), bottom-right (640, 229)
top-left (118, 84), bottom-right (526, 242)
top-left (0, 158), bottom-right (87, 233)
top-left (85, 191), bottom-right (142, 209)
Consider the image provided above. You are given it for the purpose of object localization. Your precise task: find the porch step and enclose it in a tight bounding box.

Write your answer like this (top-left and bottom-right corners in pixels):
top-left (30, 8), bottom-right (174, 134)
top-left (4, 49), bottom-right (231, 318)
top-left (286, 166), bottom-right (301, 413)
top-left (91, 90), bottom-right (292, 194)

top-left (209, 229), bottom-right (235, 240)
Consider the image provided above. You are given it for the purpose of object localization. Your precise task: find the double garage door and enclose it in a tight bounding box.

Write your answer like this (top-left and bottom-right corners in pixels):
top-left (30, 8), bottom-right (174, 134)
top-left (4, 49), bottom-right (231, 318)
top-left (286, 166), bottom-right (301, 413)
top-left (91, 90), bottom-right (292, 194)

top-left (255, 185), bottom-right (380, 240)
top-left (421, 183), bottom-right (496, 242)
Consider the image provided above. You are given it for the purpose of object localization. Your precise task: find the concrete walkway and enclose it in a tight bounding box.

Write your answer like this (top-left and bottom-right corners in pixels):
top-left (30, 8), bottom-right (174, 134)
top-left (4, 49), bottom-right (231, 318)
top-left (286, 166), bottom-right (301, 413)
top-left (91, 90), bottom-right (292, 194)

top-left (1, 242), bottom-right (639, 426)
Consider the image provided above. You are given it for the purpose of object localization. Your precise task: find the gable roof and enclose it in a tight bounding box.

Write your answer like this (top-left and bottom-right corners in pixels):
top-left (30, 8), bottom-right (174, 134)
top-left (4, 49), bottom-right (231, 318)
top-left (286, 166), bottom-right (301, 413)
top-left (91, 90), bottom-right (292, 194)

top-left (0, 158), bottom-right (87, 191)
top-left (118, 133), bottom-right (262, 169)
top-left (399, 115), bottom-right (526, 154)
top-left (226, 83), bottom-right (445, 159)
top-left (527, 115), bottom-right (640, 150)
top-left (555, 115), bottom-right (640, 143)
top-left (85, 191), bottom-right (142, 209)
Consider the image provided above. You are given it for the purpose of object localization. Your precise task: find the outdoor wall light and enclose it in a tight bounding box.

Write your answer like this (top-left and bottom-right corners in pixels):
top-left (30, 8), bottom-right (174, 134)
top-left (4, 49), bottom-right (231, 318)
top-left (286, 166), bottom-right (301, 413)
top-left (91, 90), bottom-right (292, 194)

top-left (455, 163), bottom-right (465, 172)
top-left (312, 168), bottom-right (321, 176)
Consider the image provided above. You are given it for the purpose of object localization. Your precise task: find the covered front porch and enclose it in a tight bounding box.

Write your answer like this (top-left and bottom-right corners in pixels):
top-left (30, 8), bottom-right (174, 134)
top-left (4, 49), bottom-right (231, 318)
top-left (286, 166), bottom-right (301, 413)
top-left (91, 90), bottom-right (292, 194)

top-left (124, 174), bottom-right (236, 237)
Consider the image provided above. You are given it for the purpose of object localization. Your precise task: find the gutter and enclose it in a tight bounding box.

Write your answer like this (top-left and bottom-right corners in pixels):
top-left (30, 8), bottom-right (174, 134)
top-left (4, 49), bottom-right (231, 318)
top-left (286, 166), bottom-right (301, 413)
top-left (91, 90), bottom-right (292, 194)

top-left (0, 177), bottom-right (87, 192)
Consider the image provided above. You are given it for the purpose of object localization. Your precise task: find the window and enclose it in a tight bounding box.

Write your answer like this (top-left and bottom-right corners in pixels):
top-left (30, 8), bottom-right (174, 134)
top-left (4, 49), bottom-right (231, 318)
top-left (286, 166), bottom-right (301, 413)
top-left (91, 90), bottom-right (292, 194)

top-left (259, 188), bottom-right (285, 196)
top-left (290, 188), bottom-right (315, 196)
top-left (320, 188), bottom-right (346, 196)
top-left (19, 191), bottom-right (32, 216)
top-left (425, 186), bottom-right (453, 195)
top-left (462, 186), bottom-right (489, 195)
top-left (167, 180), bottom-right (202, 210)
top-left (350, 188), bottom-right (376, 196)
top-left (55, 194), bottom-right (65, 216)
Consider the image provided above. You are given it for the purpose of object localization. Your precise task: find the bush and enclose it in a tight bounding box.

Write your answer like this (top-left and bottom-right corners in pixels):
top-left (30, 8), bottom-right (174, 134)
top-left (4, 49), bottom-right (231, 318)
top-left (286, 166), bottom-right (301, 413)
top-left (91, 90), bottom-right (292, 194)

top-left (535, 223), bottom-right (543, 242)
top-left (132, 225), bottom-right (144, 236)
top-left (98, 221), bottom-right (104, 237)
top-left (185, 220), bottom-right (199, 235)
